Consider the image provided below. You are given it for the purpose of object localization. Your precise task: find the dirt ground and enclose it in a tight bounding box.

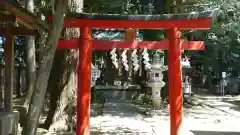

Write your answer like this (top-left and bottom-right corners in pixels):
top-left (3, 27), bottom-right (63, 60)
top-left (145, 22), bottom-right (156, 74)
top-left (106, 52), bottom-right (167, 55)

top-left (16, 90), bottom-right (240, 135)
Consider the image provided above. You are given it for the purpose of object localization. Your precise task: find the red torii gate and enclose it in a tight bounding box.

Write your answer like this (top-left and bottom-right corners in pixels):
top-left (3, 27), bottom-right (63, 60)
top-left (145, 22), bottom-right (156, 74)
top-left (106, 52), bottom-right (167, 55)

top-left (53, 11), bottom-right (217, 135)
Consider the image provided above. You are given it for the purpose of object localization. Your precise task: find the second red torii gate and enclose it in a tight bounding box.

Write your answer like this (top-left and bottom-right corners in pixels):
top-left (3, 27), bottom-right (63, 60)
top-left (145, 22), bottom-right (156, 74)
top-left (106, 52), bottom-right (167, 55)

top-left (51, 10), bottom-right (217, 135)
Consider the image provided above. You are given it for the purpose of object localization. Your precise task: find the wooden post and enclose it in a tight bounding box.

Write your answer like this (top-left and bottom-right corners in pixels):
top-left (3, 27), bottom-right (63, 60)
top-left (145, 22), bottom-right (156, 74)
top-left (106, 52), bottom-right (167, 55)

top-left (77, 27), bottom-right (92, 135)
top-left (16, 66), bottom-right (21, 98)
top-left (4, 23), bottom-right (14, 112)
top-left (168, 28), bottom-right (183, 135)
top-left (125, 29), bottom-right (137, 41)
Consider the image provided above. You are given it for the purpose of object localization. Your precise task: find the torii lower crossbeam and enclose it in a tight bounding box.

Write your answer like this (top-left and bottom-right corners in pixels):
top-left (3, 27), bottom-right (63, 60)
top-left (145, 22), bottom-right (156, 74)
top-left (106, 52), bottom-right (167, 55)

top-left (58, 38), bottom-right (204, 50)
top-left (57, 10), bottom-right (215, 135)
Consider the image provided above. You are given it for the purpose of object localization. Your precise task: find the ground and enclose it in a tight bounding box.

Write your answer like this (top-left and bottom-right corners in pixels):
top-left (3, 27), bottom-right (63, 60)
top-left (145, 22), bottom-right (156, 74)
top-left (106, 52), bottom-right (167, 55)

top-left (17, 89), bottom-right (240, 135)
top-left (90, 97), bottom-right (240, 135)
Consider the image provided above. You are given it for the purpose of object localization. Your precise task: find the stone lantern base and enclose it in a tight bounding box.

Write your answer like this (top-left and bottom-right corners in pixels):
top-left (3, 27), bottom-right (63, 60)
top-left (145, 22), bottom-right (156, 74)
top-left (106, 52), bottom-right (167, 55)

top-left (152, 98), bottom-right (162, 108)
top-left (149, 83), bottom-right (164, 108)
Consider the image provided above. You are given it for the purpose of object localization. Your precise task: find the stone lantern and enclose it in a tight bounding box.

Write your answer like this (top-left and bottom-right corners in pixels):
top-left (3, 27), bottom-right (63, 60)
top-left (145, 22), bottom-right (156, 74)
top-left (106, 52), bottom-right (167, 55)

top-left (181, 57), bottom-right (193, 97)
top-left (91, 64), bottom-right (101, 88)
top-left (146, 53), bottom-right (168, 108)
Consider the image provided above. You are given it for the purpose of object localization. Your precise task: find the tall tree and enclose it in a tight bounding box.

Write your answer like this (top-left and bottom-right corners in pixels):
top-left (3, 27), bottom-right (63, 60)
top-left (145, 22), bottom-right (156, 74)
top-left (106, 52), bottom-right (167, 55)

top-left (21, 0), bottom-right (68, 134)
top-left (43, 0), bottom-right (139, 131)
top-left (43, 0), bottom-right (83, 132)
top-left (24, 0), bottom-right (36, 107)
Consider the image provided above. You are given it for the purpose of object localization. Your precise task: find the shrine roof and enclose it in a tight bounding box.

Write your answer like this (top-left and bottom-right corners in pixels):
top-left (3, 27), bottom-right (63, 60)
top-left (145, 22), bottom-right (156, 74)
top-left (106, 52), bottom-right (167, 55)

top-left (0, 0), bottom-right (49, 31)
top-left (67, 10), bottom-right (218, 21)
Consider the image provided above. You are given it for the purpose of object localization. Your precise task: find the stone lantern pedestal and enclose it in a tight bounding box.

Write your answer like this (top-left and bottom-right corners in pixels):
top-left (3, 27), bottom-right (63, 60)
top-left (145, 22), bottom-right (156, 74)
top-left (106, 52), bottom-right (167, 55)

top-left (147, 81), bottom-right (165, 108)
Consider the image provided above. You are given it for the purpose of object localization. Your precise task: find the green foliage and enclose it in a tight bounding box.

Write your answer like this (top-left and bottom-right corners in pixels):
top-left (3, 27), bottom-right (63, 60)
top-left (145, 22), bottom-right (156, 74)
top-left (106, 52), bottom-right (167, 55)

top-left (84, 0), bottom-right (127, 13)
top-left (35, 0), bottom-right (53, 9)
top-left (188, 0), bottom-right (240, 73)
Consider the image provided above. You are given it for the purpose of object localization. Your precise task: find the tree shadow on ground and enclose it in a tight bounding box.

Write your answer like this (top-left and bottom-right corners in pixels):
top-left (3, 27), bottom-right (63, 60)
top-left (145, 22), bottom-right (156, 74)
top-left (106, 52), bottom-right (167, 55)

top-left (91, 126), bottom-right (154, 135)
top-left (90, 99), bottom-right (155, 134)
top-left (191, 130), bottom-right (240, 135)
top-left (223, 100), bottom-right (240, 112)
top-left (102, 100), bottom-right (139, 118)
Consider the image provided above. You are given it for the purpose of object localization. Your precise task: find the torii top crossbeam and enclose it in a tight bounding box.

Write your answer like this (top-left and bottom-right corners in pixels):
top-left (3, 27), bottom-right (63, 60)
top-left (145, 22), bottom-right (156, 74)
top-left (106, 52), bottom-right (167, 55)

top-left (55, 10), bottom-right (218, 29)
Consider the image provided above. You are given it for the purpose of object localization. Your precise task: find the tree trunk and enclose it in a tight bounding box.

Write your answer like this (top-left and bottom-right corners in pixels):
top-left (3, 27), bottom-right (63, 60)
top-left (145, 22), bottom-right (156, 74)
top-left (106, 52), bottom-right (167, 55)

top-left (40, 50), bottom-right (68, 129)
top-left (43, 0), bottom-right (83, 132)
top-left (161, 0), bottom-right (174, 102)
top-left (21, 1), bottom-right (68, 135)
top-left (24, 0), bottom-right (36, 107)
top-left (47, 50), bottom-right (78, 132)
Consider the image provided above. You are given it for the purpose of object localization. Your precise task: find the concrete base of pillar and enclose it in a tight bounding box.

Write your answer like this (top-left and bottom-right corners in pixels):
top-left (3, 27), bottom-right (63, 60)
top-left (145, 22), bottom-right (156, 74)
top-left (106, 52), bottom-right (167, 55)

top-left (0, 111), bottom-right (19, 135)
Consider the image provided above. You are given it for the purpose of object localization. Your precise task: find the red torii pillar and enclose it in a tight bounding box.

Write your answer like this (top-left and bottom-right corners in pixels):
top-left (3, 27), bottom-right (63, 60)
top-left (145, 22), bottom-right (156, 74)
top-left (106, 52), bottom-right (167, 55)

top-left (77, 27), bottom-right (92, 135)
top-left (168, 28), bottom-right (182, 135)
top-left (54, 10), bottom-right (215, 135)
